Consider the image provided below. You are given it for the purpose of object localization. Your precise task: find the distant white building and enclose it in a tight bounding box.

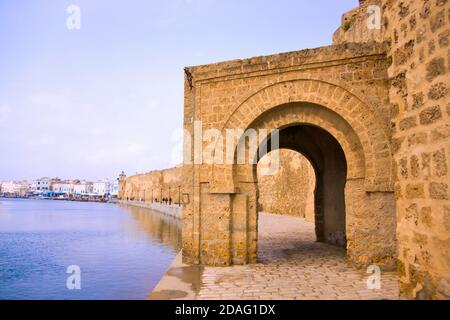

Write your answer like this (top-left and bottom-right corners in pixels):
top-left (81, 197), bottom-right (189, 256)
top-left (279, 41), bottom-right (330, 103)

top-left (110, 179), bottom-right (119, 196)
top-left (0, 180), bottom-right (32, 196)
top-left (1, 178), bottom-right (119, 198)
top-left (31, 177), bottom-right (51, 192)
top-left (73, 182), bottom-right (93, 195)
top-left (0, 181), bottom-right (15, 194)
top-left (93, 180), bottom-right (111, 196)
top-left (52, 182), bottom-right (74, 195)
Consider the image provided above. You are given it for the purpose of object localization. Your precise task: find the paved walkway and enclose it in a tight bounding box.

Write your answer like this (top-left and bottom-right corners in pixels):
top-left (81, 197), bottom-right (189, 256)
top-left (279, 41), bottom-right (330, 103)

top-left (196, 213), bottom-right (399, 300)
top-left (150, 212), bottom-right (399, 300)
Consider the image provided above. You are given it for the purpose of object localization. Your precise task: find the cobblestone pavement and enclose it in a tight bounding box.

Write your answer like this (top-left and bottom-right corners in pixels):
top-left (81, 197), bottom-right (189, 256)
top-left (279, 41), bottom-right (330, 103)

top-left (196, 213), bottom-right (399, 300)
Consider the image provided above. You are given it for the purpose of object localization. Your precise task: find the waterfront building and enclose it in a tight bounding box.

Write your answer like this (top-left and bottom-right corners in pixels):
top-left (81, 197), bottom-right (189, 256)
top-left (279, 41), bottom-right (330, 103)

top-left (73, 182), bottom-right (93, 195)
top-left (111, 179), bottom-right (119, 197)
top-left (2, 180), bottom-right (33, 196)
top-left (51, 182), bottom-right (75, 195)
top-left (0, 181), bottom-right (15, 194)
top-left (93, 180), bottom-right (111, 196)
top-left (1, 177), bottom-right (118, 198)
top-left (31, 177), bottom-right (51, 192)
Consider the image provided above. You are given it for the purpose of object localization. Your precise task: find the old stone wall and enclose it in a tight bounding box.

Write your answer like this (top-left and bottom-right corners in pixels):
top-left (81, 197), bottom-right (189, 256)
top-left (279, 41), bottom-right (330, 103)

top-left (182, 41), bottom-right (396, 268)
top-left (120, 0), bottom-right (449, 299)
top-left (333, 0), bottom-right (384, 44)
top-left (382, 0), bottom-right (450, 299)
top-left (257, 149), bottom-right (315, 222)
top-left (119, 166), bottom-right (183, 204)
top-left (119, 200), bottom-right (182, 219)
top-left (120, 156), bottom-right (315, 221)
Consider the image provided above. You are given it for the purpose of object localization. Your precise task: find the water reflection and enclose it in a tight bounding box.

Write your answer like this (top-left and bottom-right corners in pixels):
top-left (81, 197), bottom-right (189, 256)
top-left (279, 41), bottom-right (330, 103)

top-left (0, 199), bottom-right (182, 300)
top-left (122, 204), bottom-right (182, 251)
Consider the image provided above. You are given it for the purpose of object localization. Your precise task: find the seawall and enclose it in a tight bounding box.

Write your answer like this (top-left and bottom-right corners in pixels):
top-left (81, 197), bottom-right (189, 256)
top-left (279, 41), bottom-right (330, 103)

top-left (118, 200), bottom-right (182, 219)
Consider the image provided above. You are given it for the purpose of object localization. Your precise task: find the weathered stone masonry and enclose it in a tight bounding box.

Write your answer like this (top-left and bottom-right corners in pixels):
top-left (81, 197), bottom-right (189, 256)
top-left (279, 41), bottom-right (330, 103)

top-left (121, 0), bottom-right (450, 299)
top-left (182, 40), bottom-right (397, 269)
top-left (119, 154), bottom-right (315, 220)
top-left (119, 166), bottom-right (183, 204)
top-left (329, 0), bottom-right (450, 299)
top-left (382, 0), bottom-right (450, 300)
top-left (180, 0), bottom-right (449, 299)
top-left (257, 150), bottom-right (315, 221)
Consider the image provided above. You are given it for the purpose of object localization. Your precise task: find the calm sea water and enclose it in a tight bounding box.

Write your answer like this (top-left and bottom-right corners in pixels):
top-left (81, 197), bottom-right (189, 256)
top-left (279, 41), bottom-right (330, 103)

top-left (0, 198), bottom-right (181, 300)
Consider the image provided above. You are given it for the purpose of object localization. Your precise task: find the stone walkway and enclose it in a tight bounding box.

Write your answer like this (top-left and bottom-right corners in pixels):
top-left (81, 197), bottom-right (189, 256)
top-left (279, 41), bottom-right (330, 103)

top-left (195, 212), bottom-right (399, 300)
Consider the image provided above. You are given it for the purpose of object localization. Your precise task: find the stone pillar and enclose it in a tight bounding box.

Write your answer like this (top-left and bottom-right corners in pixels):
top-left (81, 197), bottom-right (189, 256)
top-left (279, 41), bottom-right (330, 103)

top-left (345, 178), bottom-right (397, 270)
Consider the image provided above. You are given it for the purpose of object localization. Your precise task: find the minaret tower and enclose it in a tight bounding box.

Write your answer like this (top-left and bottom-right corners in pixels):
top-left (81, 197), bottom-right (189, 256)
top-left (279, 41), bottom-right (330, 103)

top-left (118, 171), bottom-right (126, 200)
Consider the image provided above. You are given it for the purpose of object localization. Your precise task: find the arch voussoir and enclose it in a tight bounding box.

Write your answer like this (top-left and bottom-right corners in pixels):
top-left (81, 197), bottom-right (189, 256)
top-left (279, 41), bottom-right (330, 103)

top-left (214, 79), bottom-right (393, 192)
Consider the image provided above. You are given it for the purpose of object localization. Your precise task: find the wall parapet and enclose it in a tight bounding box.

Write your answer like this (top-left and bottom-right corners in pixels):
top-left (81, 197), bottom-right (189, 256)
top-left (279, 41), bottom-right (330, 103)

top-left (119, 200), bottom-right (182, 220)
top-left (186, 42), bottom-right (387, 83)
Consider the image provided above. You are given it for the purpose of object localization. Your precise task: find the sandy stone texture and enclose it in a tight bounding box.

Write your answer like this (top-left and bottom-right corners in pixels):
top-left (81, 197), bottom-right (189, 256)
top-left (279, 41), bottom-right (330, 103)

top-left (383, 0), bottom-right (450, 299)
top-left (196, 213), bottom-right (399, 300)
top-left (257, 150), bottom-right (315, 221)
top-left (123, 0), bottom-right (450, 299)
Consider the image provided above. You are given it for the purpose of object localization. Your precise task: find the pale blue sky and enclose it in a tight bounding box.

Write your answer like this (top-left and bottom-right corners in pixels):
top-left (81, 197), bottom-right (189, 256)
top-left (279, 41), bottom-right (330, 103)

top-left (0, 0), bottom-right (358, 181)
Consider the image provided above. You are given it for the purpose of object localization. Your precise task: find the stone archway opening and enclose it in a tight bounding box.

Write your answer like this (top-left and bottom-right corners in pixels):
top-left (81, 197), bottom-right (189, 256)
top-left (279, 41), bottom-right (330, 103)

top-left (257, 149), bottom-right (316, 224)
top-left (254, 124), bottom-right (348, 254)
top-left (183, 80), bottom-right (396, 269)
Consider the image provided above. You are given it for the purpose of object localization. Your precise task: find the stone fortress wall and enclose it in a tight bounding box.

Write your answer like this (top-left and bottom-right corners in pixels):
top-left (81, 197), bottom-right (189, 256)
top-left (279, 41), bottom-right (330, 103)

top-left (182, 43), bottom-right (396, 269)
top-left (333, 0), bottom-right (450, 300)
top-left (120, 151), bottom-right (316, 221)
top-left (119, 166), bottom-right (183, 204)
top-left (121, 0), bottom-right (450, 299)
top-left (382, 0), bottom-right (450, 300)
top-left (257, 150), bottom-right (315, 222)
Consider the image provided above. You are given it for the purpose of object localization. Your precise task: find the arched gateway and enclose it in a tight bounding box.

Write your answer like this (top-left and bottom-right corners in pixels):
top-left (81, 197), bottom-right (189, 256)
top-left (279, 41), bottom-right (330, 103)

top-left (182, 43), bottom-right (397, 269)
